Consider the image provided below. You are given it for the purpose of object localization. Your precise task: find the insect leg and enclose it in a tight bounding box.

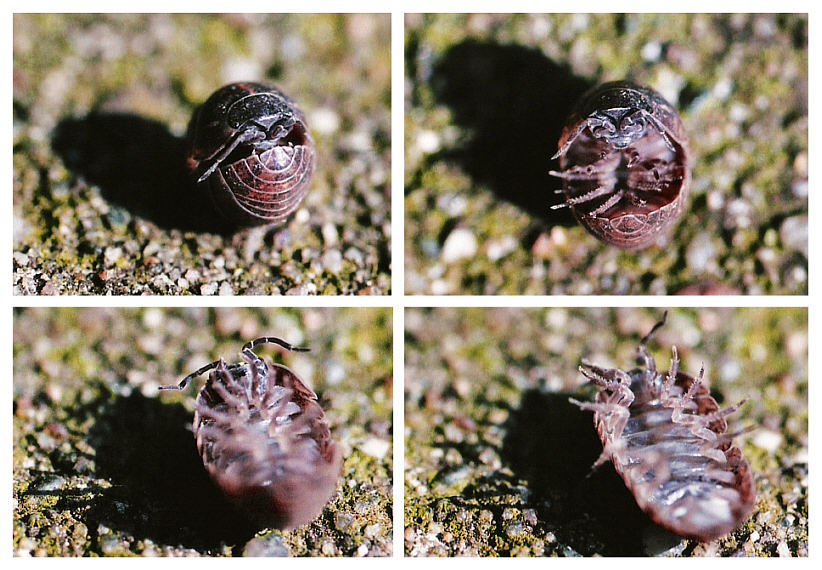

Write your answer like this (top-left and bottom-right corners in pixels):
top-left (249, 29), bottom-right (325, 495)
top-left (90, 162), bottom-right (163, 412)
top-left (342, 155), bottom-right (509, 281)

top-left (585, 189), bottom-right (624, 216)
top-left (240, 338), bottom-right (313, 399)
top-left (643, 111), bottom-right (676, 153)
top-left (207, 359), bottom-right (250, 408)
top-left (550, 186), bottom-right (617, 211)
top-left (664, 346), bottom-right (679, 390)
top-left (549, 166), bottom-right (603, 180)
top-left (706, 399), bottom-right (749, 422)
top-left (551, 119), bottom-right (590, 160)
top-left (578, 363), bottom-right (635, 408)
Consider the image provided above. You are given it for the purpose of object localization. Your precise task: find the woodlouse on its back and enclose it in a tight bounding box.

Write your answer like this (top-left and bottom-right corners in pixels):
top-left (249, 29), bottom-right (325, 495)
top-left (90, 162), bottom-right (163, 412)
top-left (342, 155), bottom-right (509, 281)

top-left (570, 313), bottom-right (755, 542)
top-left (550, 81), bottom-right (690, 250)
top-left (160, 337), bottom-right (342, 531)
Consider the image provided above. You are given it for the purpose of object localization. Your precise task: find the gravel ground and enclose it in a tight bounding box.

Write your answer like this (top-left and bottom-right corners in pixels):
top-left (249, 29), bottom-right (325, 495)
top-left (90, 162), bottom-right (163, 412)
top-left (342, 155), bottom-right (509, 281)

top-left (405, 14), bottom-right (807, 295)
top-left (405, 307), bottom-right (807, 556)
top-left (13, 14), bottom-right (391, 295)
top-left (13, 307), bottom-right (393, 556)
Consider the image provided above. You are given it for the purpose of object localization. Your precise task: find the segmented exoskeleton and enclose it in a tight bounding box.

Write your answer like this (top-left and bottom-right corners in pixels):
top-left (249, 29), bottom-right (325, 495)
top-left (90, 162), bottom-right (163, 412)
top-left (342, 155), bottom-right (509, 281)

top-left (185, 82), bottom-right (316, 228)
top-left (571, 313), bottom-right (755, 541)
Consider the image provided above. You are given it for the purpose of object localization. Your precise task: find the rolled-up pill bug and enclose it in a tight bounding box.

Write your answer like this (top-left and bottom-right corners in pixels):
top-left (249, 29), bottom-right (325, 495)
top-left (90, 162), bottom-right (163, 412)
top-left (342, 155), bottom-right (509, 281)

top-left (160, 337), bottom-right (341, 530)
top-left (570, 313), bottom-right (755, 541)
top-left (185, 82), bottom-right (316, 228)
top-left (551, 81), bottom-right (690, 250)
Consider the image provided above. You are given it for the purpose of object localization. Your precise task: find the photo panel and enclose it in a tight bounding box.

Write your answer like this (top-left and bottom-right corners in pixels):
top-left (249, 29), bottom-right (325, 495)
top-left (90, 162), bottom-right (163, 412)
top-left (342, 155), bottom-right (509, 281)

top-left (405, 14), bottom-right (807, 295)
top-left (13, 13), bottom-right (391, 295)
top-left (405, 307), bottom-right (807, 556)
top-left (13, 307), bottom-right (393, 556)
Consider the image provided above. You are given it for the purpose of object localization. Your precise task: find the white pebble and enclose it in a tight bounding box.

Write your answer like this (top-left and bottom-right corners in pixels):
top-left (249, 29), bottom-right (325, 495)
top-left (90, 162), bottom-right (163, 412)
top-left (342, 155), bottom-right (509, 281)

top-left (360, 437), bottom-right (390, 459)
top-left (780, 215), bottom-right (807, 257)
top-left (641, 41), bottom-right (662, 62)
top-left (753, 429), bottom-right (782, 453)
top-left (777, 541), bottom-right (791, 557)
top-left (416, 130), bottom-right (440, 153)
top-left (441, 228), bottom-right (477, 263)
top-left (200, 282), bottom-right (218, 295)
top-left (310, 107), bottom-right (340, 135)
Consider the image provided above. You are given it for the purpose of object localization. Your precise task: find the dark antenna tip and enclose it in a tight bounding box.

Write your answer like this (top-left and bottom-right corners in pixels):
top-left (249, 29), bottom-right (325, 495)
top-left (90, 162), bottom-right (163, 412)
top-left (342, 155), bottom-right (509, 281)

top-left (640, 310), bottom-right (668, 346)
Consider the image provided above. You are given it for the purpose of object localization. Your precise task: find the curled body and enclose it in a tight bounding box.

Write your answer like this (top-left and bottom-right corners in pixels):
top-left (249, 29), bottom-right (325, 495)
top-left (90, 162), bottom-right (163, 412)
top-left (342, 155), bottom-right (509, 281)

top-left (551, 81), bottom-right (690, 249)
top-left (186, 82), bottom-right (316, 228)
top-left (571, 314), bottom-right (754, 541)
top-left (160, 337), bottom-right (341, 530)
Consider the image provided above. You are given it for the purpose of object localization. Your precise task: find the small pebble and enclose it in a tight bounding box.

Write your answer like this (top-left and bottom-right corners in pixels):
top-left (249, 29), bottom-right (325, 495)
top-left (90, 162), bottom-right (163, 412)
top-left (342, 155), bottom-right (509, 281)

top-left (685, 232), bottom-right (716, 272)
top-left (753, 429), bottom-right (782, 452)
top-left (322, 249), bottom-right (343, 273)
top-left (641, 41), bottom-right (662, 62)
top-left (334, 512), bottom-right (354, 531)
top-left (310, 107), bottom-right (340, 135)
top-left (243, 533), bottom-right (289, 557)
top-left (199, 282), bottom-right (218, 295)
top-left (504, 522), bottom-right (524, 537)
top-left (103, 246), bottom-right (123, 268)
top-left (416, 130), bottom-right (440, 153)
top-left (360, 437), bottom-right (390, 459)
top-left (780, 214), bottom-right (807, 257)
top-left (441, 228), bottom-right (477, 263)
top-left (13, 251), bottom-right (30, 266)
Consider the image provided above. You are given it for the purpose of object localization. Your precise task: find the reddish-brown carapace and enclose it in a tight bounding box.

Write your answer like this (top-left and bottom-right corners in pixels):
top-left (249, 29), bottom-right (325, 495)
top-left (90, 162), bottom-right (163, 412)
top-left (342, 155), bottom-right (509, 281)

top-left (185, 82), bottom-right (315, 228)
top-left (160, 337), bottom-right (341, 530)
top-left (570, 313), bottom-right (755, 541)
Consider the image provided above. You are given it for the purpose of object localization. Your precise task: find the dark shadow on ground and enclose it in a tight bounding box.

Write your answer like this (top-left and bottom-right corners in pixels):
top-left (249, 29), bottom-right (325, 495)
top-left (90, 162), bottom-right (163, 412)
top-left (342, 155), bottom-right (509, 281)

top-left (52, 112), bottom-right (234, 235)
top-left (502, 389), bottom-right (681, 556)
top-left (76, 389), bottom-right (258, 553)
top-left (426, 39), bottom-right (593, 225)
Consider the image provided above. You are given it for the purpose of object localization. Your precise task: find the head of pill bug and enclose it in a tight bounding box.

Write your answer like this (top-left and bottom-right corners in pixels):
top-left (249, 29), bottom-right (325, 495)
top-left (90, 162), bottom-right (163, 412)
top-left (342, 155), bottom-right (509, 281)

top-left (551, 81), bottom-right (690, 250)
top-left (185, 82), bottom-right (316, 228)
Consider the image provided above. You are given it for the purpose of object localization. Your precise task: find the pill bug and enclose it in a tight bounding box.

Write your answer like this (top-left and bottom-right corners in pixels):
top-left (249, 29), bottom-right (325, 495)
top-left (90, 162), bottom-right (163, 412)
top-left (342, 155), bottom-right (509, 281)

top-left (570, 313), bottom-right (754, 541)
top-left (550, 81), bottom-right (690, 250)
top-left (159, 337), bottom-right (341, 530)
top-left (185, 82), bottom-right (316, 227)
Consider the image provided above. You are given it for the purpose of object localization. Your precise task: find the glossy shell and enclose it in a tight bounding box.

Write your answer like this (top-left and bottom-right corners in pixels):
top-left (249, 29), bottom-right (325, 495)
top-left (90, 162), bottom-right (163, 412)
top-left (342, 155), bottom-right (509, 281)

top-left (571, 314), bottom-right (754, 541)
top-left (551, 81), bottom-right (690, 250)
top-left (186, 82), bottom-right (315, 227)
top-left (160, 337), bottom-right (341, 530)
